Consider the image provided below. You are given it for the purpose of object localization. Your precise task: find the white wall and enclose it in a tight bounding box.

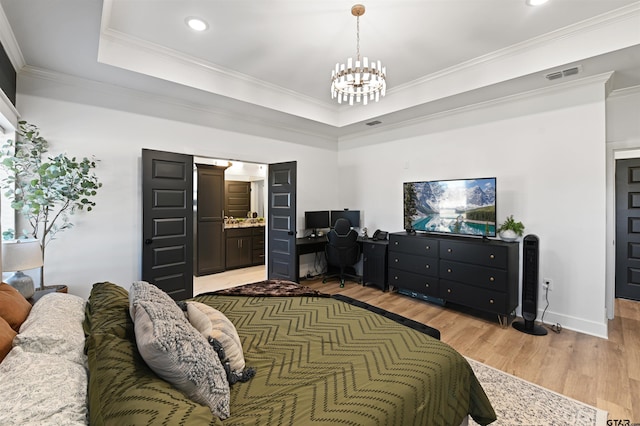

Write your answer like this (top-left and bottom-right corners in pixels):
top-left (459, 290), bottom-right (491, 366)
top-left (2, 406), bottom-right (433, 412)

top-left (338, 75), bottom-right (611, 338)
top-left (12, 70), bottom-right (632, 338)
top-left (13, 76), bottom-right (340, 300)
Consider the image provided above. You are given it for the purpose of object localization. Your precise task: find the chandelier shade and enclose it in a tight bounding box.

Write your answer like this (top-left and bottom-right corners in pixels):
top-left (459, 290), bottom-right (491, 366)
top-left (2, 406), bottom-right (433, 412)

top-left (330, 4), bottom-right (386, 106)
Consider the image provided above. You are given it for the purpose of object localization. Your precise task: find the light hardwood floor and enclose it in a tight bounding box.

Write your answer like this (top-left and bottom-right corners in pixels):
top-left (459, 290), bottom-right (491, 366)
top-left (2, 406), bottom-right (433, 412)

top-left (194, 265), bottom-right (266, 295)
top-left (195, 267), bottom-right (640, 422)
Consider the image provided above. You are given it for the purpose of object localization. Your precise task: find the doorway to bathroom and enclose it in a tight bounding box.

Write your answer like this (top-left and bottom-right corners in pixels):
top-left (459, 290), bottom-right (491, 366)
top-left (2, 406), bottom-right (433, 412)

top-left (193, 157), bottom-right (267, 293)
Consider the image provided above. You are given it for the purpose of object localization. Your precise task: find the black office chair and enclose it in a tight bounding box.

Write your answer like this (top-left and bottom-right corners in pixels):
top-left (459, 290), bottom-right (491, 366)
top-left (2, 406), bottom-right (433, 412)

top-left (323, 218), bottom-right (361, 288)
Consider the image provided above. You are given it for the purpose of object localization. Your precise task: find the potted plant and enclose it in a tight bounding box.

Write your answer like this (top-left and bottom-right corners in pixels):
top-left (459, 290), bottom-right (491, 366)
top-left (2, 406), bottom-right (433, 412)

top-left (497, 215), bottom-right (525, 242)
top-left (0, 121), bottom-right (102, 288)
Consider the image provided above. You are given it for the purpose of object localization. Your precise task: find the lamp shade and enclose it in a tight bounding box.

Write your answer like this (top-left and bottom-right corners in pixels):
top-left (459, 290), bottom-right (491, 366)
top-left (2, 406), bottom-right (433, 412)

top-left (2, 240), bottom-right (43, 272)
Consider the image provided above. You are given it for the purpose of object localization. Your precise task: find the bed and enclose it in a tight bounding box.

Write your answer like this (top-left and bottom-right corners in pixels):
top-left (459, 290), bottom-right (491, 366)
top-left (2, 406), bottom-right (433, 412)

top-left (1, 280), bottom-right (496, 425)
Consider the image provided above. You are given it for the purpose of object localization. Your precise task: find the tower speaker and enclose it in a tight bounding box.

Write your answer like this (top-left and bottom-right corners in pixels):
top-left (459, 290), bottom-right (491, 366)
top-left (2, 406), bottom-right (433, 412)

top-left (512, 234), bottom-right (547, 336)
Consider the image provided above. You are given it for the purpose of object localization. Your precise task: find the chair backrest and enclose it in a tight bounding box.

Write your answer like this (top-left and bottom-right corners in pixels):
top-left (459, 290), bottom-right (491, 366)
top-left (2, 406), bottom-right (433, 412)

top-left (326, 218), bottom-right (359, 267)
top-left (333, 217), bottom-right (352, 236)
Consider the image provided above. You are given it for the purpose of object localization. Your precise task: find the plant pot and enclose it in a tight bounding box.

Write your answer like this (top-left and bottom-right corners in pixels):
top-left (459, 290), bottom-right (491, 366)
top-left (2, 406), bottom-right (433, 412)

top-left (499, 230), bottom-right (518, 242)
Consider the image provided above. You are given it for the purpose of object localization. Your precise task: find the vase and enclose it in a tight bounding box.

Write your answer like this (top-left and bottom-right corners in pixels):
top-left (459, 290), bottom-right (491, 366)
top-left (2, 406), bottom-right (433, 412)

top-left (499, 230), bottom-right (518, 242)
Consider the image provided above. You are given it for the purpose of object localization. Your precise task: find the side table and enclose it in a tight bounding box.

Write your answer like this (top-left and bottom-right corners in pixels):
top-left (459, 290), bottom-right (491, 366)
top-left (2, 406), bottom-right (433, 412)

top-left (28, 285), bottom-right (68, 305)
top-left (362, 239), bottom-right (389, 291)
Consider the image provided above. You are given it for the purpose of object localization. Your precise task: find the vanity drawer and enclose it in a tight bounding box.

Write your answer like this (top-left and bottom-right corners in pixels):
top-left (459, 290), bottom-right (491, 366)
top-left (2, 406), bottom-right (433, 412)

top-left (225, 228), bottom-right (253, 238)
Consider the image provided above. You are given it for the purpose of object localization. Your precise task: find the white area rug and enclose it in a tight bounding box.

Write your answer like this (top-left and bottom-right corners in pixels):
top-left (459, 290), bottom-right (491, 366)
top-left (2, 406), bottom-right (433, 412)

top-left (467, 358), bottom-right (608, 426)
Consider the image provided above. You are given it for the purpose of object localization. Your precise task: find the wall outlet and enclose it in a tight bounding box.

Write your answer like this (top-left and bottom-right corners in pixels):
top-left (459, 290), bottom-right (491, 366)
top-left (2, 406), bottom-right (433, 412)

top-left (542, 278), bottom-right (552, 291)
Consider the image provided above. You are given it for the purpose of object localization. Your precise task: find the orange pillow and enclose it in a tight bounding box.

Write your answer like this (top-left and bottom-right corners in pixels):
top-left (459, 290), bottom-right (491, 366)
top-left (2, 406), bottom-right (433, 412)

top-left (0, 283), bottom-right (32, 331)
top-left (0, 316), bottom-right (16, 362)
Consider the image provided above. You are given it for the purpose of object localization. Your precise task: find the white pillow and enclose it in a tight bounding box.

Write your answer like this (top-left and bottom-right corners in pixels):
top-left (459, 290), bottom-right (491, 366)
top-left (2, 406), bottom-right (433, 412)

top-left (14, 292), bottom-right (87, 366)
top-left (129, 281), bottom-right (230, 419)
top-left (0, 346), bottom-right (88, 425)
top-left (186, 301), bottom-right (245, 373)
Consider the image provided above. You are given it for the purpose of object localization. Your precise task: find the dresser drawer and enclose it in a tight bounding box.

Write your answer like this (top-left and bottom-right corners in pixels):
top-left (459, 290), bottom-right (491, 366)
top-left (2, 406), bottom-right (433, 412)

top-left (440, 260), bottom-right (507, 291)
top-left (439, 240), bottom-right (508, 268)
top-left (389, 268), bottom-right (439, 297)
top-left (440, 280), bottom-right (508, 315)
top-left (389, 234), bottom-right (438, 257)
top-left (388, 252), bottom-right (438, 277)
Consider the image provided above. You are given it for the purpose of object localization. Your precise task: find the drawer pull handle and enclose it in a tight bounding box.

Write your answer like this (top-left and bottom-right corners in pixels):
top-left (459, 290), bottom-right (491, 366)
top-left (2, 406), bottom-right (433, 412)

top-left (425, 283), bottom-right (430, 288)
top-left (489, 277), bottom-right (495, 282)
top-left (490, 254), bottom-right (495, 259)
top-left (447, 268), bottom-right (452, 273)
top-left (394, 241), bottom-right (399, 245)
top-left (447, 289), bottom-right (451, 293)
top-left (395, 258), bottom-right (399, 262)
top-left (489, 299), bottom-right (494, 304)
top-left (447, 248), bottom-right (452, 253)
top-left (394, 276), bottom-right (398, 280)
top-left (425, 265), bottom-right (430, 269)
top-left (425, 245), bottom-right (430, 250)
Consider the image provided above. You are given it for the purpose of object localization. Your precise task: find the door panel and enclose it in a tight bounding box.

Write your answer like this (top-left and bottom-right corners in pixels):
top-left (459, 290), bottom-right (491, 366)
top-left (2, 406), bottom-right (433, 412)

top-left (267, 161), bottom-right (297, 281)
top-left (195, 164), bottom-right (226, 276)
top-left (615, 158), bottom-right (640, 301)
top-left (142, 149), bottom-right (193, 300)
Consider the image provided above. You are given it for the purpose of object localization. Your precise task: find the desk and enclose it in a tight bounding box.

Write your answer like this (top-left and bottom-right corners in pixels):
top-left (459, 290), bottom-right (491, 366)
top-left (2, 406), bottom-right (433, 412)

top-left (295, 236), bottom-right (388, 286)
top-left (295, 236), bottom-right (328, 281)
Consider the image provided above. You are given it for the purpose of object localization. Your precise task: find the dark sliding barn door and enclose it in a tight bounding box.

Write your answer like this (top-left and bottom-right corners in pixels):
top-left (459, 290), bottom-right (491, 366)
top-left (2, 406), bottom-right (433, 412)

top-left (142, 149), bottom-right (194, 300)
top-left (615, 158), bottom-right (640, 301)
top-left (267, 161), bottom-right (297, 281)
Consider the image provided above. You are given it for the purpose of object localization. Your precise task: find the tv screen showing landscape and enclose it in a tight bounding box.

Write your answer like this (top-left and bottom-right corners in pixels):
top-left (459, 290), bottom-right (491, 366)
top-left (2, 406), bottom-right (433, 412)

top-left (403, 178), bottom-right (496, 237)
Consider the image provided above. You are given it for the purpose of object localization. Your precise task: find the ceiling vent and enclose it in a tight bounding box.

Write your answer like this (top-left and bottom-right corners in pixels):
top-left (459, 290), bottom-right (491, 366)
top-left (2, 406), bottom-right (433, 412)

top-left (545, 65), bottom-right (582, 81)
top-left (366, 120), bottom-right (382, 126)
top-left (562, 66), bottom-right (581, 77)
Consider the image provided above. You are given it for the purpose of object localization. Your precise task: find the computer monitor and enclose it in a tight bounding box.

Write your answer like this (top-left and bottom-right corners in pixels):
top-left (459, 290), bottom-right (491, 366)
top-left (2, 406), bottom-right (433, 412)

top-left (305, 210), bottom-right (330, 230)
top-left (330, 210), bottom-right (360, 228)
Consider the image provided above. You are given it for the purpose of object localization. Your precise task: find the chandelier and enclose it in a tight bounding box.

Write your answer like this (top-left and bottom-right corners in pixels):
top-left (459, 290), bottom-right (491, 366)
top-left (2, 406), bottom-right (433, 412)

top-left (330, 4), bottom-right (386, 106)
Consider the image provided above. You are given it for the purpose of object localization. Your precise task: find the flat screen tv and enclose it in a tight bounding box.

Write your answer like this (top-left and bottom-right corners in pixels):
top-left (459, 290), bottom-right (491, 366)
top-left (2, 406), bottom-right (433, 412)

top-left (403, 178), bottom-right (496, 237)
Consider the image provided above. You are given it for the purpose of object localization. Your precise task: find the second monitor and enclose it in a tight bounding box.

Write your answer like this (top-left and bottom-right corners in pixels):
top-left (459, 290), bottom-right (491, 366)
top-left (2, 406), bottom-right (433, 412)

top-left (305, 210), bottom-right (330, 231)
top-left (331, 210), bottom-right (360, 228)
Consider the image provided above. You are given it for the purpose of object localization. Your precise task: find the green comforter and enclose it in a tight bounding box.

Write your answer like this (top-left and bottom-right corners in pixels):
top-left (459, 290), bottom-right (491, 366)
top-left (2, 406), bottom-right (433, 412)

top-left (84, 282), bottom-right (496, 425)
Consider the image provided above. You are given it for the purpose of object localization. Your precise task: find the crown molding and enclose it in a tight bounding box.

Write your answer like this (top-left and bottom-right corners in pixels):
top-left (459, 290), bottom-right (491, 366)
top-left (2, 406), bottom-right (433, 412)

top-left (609, 83), bottom-right (640, 98)
top-left (339, 2), bottom-right (640, 127)
top-left (393, 3), bottom-right (640, 94)
top-left (339, 72), bottom-right (615, 147)
top-left (18, 66), bottom-right (339, 149)
top-left (98, 2), bottom-right (340, 127)
top-left (97, 0), bottom-right (639, 129)
top-left (0, 3), bottom-right (25, 71)
top-left (100, 28), bottom-right (333, 110)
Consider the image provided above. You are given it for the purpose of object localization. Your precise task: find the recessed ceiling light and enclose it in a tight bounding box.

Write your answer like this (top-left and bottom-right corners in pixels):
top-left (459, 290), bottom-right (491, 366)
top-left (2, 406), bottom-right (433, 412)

top-left (526, 0), bottom-right (549, 5)
top-left (186, 17), bottom-right (208, 32)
